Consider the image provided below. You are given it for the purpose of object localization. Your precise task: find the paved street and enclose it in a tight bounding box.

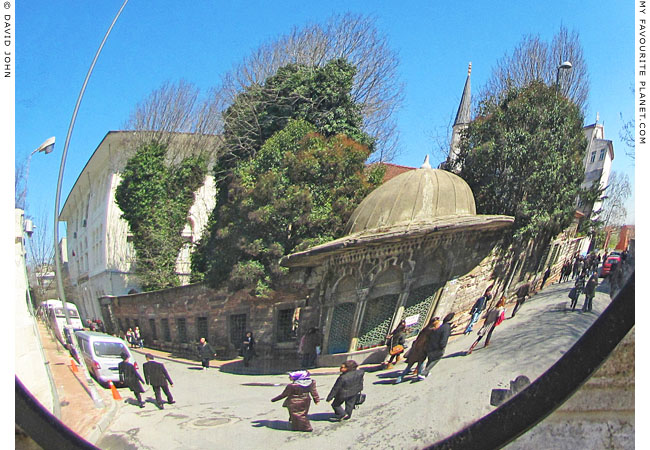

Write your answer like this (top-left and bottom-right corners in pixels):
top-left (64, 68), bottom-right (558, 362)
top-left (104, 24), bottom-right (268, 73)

top-left (92, 278), bottom-right (613, 450)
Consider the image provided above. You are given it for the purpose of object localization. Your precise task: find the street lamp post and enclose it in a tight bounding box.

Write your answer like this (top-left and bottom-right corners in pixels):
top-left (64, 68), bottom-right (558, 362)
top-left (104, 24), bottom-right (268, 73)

top-left (555, 61), bottom-right (573, 94)
top-left (52, 0), bottom-right (130, 410)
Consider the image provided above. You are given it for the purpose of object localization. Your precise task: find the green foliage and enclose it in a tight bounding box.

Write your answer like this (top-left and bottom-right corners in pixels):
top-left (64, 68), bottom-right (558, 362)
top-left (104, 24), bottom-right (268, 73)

top-left (115, 142), bottom-right (207, 291)
top-left (193, 59), bottom-right (380, 292)
top-left (449, 81), bottom-right (587, 240)
top-left (193, 120), bottom-right (382, 293)
top-left (215, 58), bottom-right (371, 179)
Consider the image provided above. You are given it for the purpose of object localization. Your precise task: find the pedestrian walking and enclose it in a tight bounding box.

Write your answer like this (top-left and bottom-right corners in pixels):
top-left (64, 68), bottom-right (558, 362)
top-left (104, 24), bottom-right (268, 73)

top-left (118, 352), bottom-right (145, 408)
top-left (271, 370), bottom-right (320, 432)
top-left (326, 360), bottom-right (364, 421)
top-left (197, 337), bottom-right (216, 370)
top-left (418, 312), bottom-right (454, 380)
top-left (582, 273), bottom-right (598, 312)
top-left (299, 327), bottom-right (321, 369)
top-left (240, 331), bottom-right (257, 367)
top-left (467, 296), bottom-right (506, 354)
top-left (464, 285), bottom-right (493, 334)
top-left (570, 274), bottom-right (586, 310)
top-left (142, 353), bottom-right (175, 409)
top-left (394, 318), bottom-right (439, 384)
top-left (382, 320), bottom-right (407, 369)
top-left (134, 326), bottom-right (143, 348)
top-left (541, 267), bottom-right (551, 288)
top-left (510, 279), bottom-right (532, 318)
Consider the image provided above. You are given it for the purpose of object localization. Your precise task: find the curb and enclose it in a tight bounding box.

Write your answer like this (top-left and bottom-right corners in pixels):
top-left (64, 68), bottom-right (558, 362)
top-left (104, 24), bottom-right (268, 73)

top-left (85, 393), bottom-right (120, 445)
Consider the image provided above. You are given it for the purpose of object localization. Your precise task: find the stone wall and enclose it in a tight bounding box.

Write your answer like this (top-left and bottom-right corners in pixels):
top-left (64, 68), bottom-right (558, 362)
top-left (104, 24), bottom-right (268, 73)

top-left (102, 281), bottom-right (308, 363)
top-left (507, 328), bottom-right (634, 449)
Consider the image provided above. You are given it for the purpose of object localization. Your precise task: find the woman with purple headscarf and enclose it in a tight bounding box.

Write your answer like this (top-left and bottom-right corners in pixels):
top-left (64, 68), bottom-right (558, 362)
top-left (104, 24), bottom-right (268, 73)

top-left (271, 370), bottom-right (320, 432)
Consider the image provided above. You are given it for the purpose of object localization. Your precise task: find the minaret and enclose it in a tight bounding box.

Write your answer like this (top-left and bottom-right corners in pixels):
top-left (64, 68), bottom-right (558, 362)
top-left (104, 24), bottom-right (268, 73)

top-left (446, 63), bottom-right (472, 171)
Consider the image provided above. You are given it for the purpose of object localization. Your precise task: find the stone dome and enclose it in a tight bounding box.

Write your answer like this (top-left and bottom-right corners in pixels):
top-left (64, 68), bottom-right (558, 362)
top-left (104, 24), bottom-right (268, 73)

top-left (344, 166), bottom-right (477, 235)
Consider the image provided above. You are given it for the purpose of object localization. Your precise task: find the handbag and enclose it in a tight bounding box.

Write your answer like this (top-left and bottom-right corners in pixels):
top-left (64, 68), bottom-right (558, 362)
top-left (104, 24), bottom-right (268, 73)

top-left (389, 344), bottom-right (404, 355)
top-left (354, 392), bottom-right (366, 408)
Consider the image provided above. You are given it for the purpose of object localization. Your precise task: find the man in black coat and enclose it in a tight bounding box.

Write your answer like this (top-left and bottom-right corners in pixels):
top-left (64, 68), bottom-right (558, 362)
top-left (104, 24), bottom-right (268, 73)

top-left (142, 353), bottom-right (175, 409)
top-left (511, 280), bottom-right (532, 318)
top-left (419, 312), bottom-right (454, 380)
top-left (326, 360), bottom-right (365, 421)
top-left (118, 353), bottom-right (145, 408)
top-left (198, 337), bottom-right (216, 369)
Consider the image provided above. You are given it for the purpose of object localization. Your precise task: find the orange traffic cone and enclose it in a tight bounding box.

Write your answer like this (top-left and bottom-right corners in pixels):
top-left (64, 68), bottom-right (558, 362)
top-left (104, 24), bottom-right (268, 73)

top-left (109, 381), bottom-right (122, 400)
top-left (70, 358), bottom-right (79, 373)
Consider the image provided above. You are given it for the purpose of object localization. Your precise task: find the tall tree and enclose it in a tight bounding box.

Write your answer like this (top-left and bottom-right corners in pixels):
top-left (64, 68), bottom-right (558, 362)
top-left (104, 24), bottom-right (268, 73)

top-left (450, 81), bottom-right (587, 240)
top-left (115, 142), bottom-right (207, 291)
top-left (122, 79), bottom-right (222, 167)
top-left (600, 171), bottom-right (632, 227)
top-left (25, 208), bottom-right (56, 303)
top-left (191, 120), bottom-right (383, 294)
top-left (193, 60), bottom-right (382, 292)
top-left (479, 26), bottom-right (589, 113)
top-left (214, 12), bottom-right (403, 162)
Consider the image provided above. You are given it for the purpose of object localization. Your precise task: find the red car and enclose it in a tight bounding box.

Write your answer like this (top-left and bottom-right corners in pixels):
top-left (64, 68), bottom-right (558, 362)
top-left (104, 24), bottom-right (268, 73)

top-left (600, 255), bottom-right (621, 277)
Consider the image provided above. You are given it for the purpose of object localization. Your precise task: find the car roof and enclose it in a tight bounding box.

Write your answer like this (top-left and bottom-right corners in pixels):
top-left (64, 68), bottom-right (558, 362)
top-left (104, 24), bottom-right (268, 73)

top-left (75, 331), bottom-right (128, 342)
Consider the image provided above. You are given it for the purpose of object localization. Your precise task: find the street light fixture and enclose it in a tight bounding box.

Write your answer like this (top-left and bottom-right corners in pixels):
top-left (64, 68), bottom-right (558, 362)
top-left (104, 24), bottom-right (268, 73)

top-left (19, 137), bottom-right (55, 210)
top-left (555, 61), bottom-right (572, 93)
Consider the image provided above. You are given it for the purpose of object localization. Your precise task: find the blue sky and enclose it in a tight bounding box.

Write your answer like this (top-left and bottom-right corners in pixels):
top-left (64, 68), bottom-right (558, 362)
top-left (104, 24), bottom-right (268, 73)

top-left (14, 1), bottom-right (635, 227)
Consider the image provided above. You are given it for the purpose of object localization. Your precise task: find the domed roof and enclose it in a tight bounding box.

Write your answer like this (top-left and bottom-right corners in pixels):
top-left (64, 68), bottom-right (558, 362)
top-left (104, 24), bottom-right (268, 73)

top-left (345, 165), bottom-right (476, 235)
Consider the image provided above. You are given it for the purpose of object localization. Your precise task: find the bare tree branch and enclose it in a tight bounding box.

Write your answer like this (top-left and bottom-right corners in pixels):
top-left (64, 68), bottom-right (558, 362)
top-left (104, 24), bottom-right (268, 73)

top-left (478, 26), bottom-right (589, 112)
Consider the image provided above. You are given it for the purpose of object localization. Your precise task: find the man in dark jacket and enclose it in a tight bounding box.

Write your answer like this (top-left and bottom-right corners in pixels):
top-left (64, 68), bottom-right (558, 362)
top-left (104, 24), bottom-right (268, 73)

top-left (511, 280), bottom-right (532, 318)
top-left (198, 337), bottom-right (216, 370)
top-left (143, 353), bottom-right (175, 409)
top-left (326, 360), bottom-right (364, 421)
top-left (118, 352), bottom-right (145, 408)
top-left (419, 313), bottom-right (454, 380)
top-left (464, 285), bottom-right (493, 334)
top-left (582, 273), bottom-right (598, 312)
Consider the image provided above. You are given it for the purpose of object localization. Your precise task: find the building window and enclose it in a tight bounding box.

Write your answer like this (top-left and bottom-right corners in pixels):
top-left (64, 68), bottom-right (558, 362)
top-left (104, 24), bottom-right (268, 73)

top-left (196, 317), bottom-right (209, 342)
top-left (125, 318), bottom-right (131, 330)
top-left (229, 314), bottom-right (247, 347)
top-left (162, 319), bottom-right (171, 341)
top-left (276, 308), bottom-right (297, 343)
top-left (590, 151), bottom-right (596, 163)
top-left (117, 318), bottom-right (123, 332)
top-left (149, 319), bottom-right (157, 341)
top-left (177, 318), bottom-right (187, 343)
top-left (599, 149), bottom-right (606, 161)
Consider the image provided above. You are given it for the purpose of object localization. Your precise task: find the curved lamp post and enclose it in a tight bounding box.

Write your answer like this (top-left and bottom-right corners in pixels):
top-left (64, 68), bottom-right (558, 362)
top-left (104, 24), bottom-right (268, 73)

top-left (52, 0), bottom-right (130, 409)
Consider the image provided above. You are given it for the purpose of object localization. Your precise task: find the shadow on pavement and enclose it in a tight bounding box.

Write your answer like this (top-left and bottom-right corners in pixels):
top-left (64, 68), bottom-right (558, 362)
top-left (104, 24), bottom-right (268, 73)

top-left (443, 351), bottom-right (467, 359)
top-left (308, 412), bottom-right (334, 422)
top-left (186, 367), bottom-right (204, 371)
top-left (251, 419), bottom-right (290, 431)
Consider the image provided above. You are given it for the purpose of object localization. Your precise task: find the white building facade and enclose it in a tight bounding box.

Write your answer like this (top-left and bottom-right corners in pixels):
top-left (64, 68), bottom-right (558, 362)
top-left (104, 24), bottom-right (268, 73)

top-left (58, 131), bottom-right (216, 322)
top-left (580, 120), bottom-right (614, 217)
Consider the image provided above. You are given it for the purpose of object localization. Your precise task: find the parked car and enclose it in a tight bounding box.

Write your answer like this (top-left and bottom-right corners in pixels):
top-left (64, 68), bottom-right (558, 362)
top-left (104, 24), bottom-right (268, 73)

top-left (600, 255), bottom-right (621, 278)
top-left (75, 331), bottom-right (132, 386)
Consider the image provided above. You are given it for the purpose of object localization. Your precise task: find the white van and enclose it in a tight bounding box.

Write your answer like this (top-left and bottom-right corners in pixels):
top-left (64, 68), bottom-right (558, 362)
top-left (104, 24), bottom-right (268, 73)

top-left (44, 300), bottom-right (84, 347)
top-left (75, 331), bottom-right (132, 385)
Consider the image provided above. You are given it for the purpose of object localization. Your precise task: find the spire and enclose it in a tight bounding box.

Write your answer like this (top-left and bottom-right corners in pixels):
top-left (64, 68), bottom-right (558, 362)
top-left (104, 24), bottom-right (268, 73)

top-left (453, 62), bottom-right (472, 127)
top-left (420, 155), bottom-right (431, 169)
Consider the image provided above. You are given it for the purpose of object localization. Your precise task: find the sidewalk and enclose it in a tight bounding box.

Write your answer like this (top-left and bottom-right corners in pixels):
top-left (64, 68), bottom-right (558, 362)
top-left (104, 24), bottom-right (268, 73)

top-left (36, 320), bottom-right (120, 445)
